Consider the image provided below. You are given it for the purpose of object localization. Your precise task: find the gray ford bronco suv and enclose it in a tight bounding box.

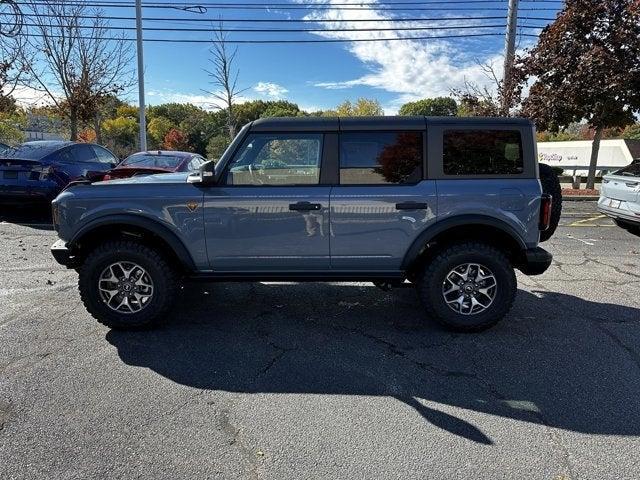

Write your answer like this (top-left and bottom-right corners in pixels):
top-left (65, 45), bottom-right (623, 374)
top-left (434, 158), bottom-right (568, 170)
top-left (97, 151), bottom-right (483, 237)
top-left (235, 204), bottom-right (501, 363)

top-left (50, 117), bottom-right (559, 332)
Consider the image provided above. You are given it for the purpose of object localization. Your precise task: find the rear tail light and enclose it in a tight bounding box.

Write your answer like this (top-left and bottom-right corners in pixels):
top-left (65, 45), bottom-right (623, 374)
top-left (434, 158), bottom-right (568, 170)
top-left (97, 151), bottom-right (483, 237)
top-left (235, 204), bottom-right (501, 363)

top-left (540, 194), bottom-right (553, 231)
top-left (103, 174), bottom-right (111, 181)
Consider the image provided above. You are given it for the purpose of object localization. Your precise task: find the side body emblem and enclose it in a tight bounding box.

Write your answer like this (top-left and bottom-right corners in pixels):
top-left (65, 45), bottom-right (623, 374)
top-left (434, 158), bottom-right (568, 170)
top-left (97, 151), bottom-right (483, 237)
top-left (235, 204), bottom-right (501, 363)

top-left (187, 201), bottom-right (199, 212)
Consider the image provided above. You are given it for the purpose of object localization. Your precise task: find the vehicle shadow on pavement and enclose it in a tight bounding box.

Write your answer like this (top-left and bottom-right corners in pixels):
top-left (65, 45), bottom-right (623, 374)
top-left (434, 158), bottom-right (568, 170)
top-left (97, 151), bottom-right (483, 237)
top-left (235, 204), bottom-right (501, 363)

top-left (0, 205), bottom-right (53, 229)
top-left (106, 282), bottom-right (640, 445)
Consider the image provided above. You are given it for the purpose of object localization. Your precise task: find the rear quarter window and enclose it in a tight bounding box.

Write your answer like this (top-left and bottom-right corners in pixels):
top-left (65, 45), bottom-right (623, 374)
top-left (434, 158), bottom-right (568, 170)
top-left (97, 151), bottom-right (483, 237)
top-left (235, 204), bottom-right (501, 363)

top-left (443, 129), bottom-right (524, 176)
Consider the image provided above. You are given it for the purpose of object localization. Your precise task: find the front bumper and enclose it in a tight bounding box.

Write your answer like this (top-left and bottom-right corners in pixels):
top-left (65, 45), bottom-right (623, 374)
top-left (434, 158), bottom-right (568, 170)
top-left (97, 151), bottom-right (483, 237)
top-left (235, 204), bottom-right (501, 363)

top-left (517, 247), bottom-right (553, 276)
top-left (51, 239), bottom-right (80, 269)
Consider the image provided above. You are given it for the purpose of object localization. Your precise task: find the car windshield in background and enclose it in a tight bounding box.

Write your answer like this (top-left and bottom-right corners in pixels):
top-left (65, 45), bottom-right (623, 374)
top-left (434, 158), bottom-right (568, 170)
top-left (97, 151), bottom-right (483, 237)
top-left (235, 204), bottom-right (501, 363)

top-left (615, 162), bottom-right (640, 177)
top-left (120, 154), bottom-right (183, 169)
top-left (3, 143), bottom-right (63, 160)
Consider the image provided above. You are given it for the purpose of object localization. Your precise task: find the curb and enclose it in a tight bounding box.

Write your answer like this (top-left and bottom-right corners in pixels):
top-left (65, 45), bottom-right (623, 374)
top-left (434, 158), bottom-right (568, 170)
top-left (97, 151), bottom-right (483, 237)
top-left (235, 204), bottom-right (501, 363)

top-left (562, 196), bottom-right (600, 202)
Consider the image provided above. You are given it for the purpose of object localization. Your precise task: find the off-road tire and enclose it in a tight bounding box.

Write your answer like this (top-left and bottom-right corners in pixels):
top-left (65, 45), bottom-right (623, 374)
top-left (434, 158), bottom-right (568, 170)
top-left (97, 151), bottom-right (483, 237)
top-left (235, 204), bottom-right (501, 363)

top-left (78, 240), bottom-right (177, 329)
top-left (416, 242), bottom-right (517, 332)
top-left (614, 219), bottom-right (640, 236)
top-left (539, 163), bottom-right (562, 242)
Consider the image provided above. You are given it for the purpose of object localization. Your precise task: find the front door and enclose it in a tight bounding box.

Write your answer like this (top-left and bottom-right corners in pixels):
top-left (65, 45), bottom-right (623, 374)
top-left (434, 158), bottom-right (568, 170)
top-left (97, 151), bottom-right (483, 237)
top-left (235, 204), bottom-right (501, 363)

top-left (203, 132), bottom-right (330, 271)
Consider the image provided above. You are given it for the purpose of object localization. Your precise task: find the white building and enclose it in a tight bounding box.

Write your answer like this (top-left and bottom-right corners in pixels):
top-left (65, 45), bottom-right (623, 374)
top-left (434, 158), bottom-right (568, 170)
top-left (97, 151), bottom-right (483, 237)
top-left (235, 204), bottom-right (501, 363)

top-left (537, 139), bottom-right (640, 176)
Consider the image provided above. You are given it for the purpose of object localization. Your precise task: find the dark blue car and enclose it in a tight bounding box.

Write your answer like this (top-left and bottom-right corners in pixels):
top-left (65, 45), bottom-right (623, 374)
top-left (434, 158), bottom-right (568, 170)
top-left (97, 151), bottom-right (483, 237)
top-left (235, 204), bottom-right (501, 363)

top-left (0, 141), bottom-right (119, 204)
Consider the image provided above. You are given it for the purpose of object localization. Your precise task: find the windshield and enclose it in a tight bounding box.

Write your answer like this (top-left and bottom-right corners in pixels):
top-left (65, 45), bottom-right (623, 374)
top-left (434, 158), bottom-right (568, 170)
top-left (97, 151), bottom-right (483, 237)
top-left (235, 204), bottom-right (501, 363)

top-left (3, 143), bottom-right (65, 160)
top-left (614, 161), bottom-right (640, 177)
top-left (120, 154), bottom-right (184, 169)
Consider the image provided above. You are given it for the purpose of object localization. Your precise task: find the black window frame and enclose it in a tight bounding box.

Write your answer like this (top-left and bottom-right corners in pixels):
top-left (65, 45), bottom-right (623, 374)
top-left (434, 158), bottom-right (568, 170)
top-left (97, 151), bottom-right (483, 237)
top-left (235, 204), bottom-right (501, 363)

top-left (428, 124), bottom-right (536, 180)
top-left (220, 132), bottom-right (330, 187)
top-left (337, 130), bottom-right (427, 186)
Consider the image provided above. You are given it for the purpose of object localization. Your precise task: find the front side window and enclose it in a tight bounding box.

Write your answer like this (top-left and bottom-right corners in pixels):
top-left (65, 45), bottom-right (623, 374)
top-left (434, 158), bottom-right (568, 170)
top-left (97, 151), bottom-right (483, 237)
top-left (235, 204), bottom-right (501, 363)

top-left (339, 132), bottom-right (423, 185)
top-left (443, 130), bottom-right (523, 176)
top-left (226, 133), bottom-right (322, 185)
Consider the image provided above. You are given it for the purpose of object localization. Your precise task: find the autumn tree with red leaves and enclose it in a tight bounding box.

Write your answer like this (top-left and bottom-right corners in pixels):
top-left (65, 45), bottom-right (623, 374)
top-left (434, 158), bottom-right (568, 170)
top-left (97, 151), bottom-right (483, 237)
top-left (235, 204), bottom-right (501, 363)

top-left (162, 128), bottom-right (191, 151)
top-left (511, 0), bottom-right (640, 189)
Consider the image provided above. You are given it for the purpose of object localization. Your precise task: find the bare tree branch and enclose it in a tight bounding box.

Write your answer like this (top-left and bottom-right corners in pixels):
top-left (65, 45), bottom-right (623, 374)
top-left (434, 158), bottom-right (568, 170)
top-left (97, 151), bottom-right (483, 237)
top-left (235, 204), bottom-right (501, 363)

top-left (202, 19), bottom-right (248, 139)
top-left (17, 0), bottom-right (135, 139)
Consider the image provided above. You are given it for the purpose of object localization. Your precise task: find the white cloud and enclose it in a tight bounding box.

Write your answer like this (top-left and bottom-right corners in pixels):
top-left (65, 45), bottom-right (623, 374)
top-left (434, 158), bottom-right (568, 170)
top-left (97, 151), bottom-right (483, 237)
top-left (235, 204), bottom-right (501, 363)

top-left (254, 82), bottom-right (289, 99)
top-left (303, 0), bottom-right (512, 103)
top-left (7, 86), bottom-right (55, 107)
top-left (146, 89), bottom-right (254, 110)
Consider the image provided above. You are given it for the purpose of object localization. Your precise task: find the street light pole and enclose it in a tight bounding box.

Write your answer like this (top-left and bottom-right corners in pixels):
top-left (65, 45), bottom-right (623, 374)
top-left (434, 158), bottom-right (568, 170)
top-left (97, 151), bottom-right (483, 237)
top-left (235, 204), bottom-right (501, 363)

top-left (135, 0), bottom-right (147, 151)
top-left (502, 0), bottom-right (519, 115)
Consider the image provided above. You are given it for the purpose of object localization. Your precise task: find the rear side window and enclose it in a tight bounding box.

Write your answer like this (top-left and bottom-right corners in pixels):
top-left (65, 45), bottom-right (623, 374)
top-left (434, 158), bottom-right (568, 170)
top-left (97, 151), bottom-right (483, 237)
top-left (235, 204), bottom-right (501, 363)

top-left (339, 132), bottom-right (423, 185)
top-left (443, 130), bottom-right (523, 176)
top-left (71, 144), bottom-right (98, 163)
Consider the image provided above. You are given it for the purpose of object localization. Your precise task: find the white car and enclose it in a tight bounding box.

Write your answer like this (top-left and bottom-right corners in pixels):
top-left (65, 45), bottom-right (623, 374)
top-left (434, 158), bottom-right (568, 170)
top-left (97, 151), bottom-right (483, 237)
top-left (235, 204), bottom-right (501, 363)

top-left (598, 161), bottom-right (640, 235)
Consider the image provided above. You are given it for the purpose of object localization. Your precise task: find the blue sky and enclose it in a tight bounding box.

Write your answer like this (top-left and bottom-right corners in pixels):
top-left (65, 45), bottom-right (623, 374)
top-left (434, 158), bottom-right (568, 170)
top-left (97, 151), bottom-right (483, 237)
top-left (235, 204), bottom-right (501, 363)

top-left (18, 0), bottom-right (565, 113)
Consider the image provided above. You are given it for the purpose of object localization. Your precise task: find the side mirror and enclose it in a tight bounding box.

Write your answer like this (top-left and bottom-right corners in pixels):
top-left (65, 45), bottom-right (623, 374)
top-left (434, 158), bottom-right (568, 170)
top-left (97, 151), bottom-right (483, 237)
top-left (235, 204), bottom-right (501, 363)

top-left (187, 160), bottom-right (217, 185)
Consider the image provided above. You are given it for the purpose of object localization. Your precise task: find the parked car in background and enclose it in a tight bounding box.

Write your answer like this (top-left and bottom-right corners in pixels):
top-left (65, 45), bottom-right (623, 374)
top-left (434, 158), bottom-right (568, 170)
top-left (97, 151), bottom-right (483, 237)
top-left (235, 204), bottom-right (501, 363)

top-left (0, 142), bottom-right (11, 154)
top-left (598, 160), bottom-right (640, 235)
top-left (101, 151), bottom-right (206, 181)
top-left (0, 141), bottom-right (118, 205)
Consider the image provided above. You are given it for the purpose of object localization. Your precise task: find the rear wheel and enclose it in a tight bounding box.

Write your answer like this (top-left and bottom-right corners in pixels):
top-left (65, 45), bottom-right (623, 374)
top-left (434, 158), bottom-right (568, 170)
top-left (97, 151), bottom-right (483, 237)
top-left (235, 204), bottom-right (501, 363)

top-left (539, 163), bottom-right (562, 242)
top-left (78, 240), bottom-right (177, 329)
top-left (416, 242), bottom-right (517, 332)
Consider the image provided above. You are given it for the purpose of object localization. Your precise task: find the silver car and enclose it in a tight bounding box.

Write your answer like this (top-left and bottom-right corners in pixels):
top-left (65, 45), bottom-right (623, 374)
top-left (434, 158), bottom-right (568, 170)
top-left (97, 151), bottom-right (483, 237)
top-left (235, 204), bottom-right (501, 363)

top-left (598, 161), bottom-right (640, 235)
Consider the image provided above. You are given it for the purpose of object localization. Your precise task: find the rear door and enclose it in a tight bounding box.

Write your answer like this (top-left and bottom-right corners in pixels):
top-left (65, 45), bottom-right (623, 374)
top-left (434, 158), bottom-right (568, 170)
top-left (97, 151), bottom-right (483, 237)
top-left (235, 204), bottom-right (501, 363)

top-left (203, 131), bottom-right (332, 271)
top-left (329, 119), bottom-right (437, 271)
top-left (68, 144), bottom-right (108, 180)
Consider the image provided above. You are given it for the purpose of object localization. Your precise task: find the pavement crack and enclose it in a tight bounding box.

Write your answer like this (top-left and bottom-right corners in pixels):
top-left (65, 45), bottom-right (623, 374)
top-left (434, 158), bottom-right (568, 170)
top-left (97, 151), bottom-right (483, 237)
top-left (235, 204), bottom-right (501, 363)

top-left (593, 323), bottom-right (640, 373)
top-left (259, 342), bottom-right (297, 375)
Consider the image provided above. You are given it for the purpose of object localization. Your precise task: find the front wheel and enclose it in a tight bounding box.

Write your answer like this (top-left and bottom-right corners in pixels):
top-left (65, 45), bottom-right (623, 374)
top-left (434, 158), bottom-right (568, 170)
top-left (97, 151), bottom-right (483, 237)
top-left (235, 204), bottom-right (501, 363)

top-left (416, 243), bottom-right (517, 332)
top-left (78, 240), bottom-right (177, 329)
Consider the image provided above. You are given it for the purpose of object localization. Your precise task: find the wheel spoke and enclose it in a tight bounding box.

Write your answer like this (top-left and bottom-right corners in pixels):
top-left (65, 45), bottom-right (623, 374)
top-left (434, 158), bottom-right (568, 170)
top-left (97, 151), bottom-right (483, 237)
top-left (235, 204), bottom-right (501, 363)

top-left (98, 261), bottom-right (154, 315)
top-left (441, 262), bottom-right (497, 316)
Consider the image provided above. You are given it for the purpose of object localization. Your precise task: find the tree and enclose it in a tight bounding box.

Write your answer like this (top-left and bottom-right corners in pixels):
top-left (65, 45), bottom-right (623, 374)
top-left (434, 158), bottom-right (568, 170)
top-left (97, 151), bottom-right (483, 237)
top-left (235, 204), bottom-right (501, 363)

top-left (205, 20), bottom-right (247, 140)
top-left (0, 112), bottom-right (26, 144)
top-left (206, 135), bottom-right (231, 161)
top-left (19, 0), bottom-right (134, 140)
top-left (147, 116), bottom-right (173, 148)
top-left (103, 116), bottom-right (138, 158)
top-left (399, 97), bottom-right (457, 117)
top-left (511, 0), bottom-right (640, 189)
top-left (622, 124), bottom-right (640, 140)
top-left (163, 128), bottom-right (191, 151)
top-left (327, 98), bottom-right (384, 117)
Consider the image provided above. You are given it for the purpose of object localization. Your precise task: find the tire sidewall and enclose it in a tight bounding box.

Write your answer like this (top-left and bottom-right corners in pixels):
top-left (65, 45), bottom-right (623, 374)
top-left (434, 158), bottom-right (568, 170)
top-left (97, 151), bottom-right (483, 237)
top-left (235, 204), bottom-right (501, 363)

top-left (421, 248), bottom-right (516, 331)
top-left (80, 245), bottom-right (172, 328)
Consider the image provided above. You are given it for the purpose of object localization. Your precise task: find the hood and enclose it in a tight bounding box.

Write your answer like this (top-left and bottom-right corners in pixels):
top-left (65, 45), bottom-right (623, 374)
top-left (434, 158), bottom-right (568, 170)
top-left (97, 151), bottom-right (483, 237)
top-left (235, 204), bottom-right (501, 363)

top-left (94, 171), bottom-right (191, 185)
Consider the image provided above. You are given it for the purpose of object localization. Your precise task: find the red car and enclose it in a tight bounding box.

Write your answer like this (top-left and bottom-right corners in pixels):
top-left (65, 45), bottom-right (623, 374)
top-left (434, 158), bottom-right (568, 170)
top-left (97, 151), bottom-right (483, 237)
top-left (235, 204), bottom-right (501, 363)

top-left (102, 151), bottom-right (207, 180)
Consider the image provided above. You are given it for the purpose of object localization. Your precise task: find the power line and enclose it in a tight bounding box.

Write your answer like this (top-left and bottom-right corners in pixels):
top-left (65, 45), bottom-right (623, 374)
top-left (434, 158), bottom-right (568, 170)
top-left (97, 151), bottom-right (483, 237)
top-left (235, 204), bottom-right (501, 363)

top-left (15, 1), bottom-right (560, 11)
top-left (18, 21), bottom-right (553, 33)
top-left (20, 0), bottom-right (564, 4)
top-left (19, 22), bottom-right (515, 33)
top-left (21, 13), bottom-right (558, 23)
top-left (20, 31), bottom-right (539, 44)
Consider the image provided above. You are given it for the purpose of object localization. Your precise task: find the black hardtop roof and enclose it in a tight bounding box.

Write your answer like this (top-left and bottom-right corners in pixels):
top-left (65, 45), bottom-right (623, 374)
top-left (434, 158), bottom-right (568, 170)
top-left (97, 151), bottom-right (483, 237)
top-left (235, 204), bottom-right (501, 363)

top-left (249, 116), bottom-right (534, 132)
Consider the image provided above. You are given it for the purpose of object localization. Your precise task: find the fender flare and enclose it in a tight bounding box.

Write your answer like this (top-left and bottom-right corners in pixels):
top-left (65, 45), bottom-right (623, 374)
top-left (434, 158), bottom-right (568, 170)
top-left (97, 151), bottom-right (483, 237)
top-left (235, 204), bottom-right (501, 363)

top-left (70, 214), bottom-right (196, 271)
top-left (401, 215), bottom-right (528, 270)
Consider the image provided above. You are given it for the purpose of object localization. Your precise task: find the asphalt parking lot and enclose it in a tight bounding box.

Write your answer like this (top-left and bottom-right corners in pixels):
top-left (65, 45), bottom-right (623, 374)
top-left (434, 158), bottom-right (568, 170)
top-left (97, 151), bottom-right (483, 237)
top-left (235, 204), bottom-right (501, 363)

top-left (1, 201), bottom-right (639, 480)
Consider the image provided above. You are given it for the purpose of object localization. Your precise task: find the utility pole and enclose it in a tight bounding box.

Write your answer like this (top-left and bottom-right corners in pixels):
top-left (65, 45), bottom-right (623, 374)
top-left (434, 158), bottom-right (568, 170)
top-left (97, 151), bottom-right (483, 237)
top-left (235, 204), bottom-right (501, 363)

top-left (502, 0), bottom-right (519, 115)
top-left (135, 0), bottom-right (147, 151)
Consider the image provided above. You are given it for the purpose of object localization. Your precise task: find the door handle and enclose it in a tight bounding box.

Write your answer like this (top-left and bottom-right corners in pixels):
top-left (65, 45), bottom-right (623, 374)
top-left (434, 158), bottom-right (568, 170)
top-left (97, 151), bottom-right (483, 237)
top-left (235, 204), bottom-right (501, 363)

top-left (396, 202), bottom-right (429, 210)
top-left (289, 202), bottom-right (322, 211)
